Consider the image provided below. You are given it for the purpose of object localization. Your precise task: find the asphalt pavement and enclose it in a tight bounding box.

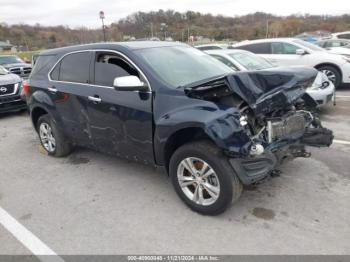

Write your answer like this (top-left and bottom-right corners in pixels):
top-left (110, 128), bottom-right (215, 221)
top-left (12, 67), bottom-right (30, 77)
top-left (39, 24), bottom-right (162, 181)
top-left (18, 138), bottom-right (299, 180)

top-left (0, 87), bottom-right (350, 256)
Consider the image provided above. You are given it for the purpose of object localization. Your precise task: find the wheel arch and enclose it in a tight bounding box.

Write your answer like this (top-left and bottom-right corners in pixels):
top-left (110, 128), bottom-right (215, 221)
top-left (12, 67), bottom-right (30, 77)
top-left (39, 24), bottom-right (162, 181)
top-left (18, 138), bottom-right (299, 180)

top-left (162, 127), bottom-right (214, 174)
top-left (31, 106), bottom-right (49, 130)
top-left (314, 63), bottom-right (342, 79)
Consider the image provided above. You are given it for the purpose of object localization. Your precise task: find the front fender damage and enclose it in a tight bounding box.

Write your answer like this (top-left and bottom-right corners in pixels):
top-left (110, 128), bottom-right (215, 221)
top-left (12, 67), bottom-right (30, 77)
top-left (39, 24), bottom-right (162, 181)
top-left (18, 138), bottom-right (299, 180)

top-left (182, 67), bottom-right (333, 185)
top-left (202, 108), bottom-right (252, 156)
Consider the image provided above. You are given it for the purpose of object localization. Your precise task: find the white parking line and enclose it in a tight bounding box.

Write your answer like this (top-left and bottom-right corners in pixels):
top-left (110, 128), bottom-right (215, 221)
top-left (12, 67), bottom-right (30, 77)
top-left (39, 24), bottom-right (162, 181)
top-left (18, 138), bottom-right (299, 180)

top-left (333, 139), bottom-right (350, 145)
top-left (0, 206), bottom-right (65, 262)
top-left (336, 95), bottom-right (350, 98)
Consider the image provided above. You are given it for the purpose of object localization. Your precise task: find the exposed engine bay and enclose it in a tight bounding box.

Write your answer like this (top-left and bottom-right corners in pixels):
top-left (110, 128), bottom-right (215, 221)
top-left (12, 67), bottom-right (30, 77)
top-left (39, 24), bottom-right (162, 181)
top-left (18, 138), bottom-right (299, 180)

top-left (184, 67), bottom-right (334, 184)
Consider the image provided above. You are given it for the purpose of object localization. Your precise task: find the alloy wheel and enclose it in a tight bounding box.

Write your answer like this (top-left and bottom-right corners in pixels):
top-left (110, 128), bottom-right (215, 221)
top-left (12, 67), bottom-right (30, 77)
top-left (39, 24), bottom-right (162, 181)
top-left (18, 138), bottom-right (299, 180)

top-left (177, 157), bottom-right (220, 206)
top-left (39, 122), bottom-right (56, 153)
top-left (322, 69), bottom-right (336, 83)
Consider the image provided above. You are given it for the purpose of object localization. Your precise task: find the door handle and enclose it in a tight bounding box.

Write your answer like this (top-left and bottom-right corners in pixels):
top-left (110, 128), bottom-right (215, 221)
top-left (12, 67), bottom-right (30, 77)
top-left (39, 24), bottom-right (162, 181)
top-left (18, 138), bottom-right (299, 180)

top-left (48, 87), bottom-right (57, 93)
top-left (88, 95), bottom-right (102, 103)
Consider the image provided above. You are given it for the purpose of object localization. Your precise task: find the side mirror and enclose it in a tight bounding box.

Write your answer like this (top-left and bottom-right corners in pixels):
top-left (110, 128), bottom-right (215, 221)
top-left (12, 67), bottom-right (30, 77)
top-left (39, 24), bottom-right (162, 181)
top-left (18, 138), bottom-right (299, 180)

top-left (296, 49), bottom-right (307, 55)
top-left (113, 76), bottom-right (148, 91)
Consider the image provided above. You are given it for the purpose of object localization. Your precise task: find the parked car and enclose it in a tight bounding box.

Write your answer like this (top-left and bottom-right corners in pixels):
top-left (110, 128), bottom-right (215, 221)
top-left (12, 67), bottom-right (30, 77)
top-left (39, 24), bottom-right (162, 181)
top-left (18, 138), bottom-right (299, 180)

top-left (0, 55), bottom-right (32, 79)
top-left (232, 38), bottom-right (350, 88)
top-left (331, 31), bottom-right (350, 40)
top-left (315, 39), bottom-right (350, 57)
top-left (195, 43), bottom-right (230, 51)
top-left (0, 65), bottom-right (27, 113)
top-left (205, 49), bottom-right (335, 106)
top-left (26, 42), bottom-right (333, 215)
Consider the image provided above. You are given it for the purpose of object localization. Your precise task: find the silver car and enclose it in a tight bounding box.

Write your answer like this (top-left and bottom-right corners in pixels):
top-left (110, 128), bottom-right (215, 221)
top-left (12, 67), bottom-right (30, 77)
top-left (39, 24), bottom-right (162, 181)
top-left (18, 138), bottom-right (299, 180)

top-left (205, 49), bottom-right (335, 106)
top-left (0, 65), bottom-right (27, 113)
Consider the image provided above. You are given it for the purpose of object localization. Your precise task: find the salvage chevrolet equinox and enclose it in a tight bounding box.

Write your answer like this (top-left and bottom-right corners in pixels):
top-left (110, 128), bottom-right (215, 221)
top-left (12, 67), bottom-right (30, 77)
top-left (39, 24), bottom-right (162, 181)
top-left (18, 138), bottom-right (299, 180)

top-left (26, 42), bottom-right (333, 215)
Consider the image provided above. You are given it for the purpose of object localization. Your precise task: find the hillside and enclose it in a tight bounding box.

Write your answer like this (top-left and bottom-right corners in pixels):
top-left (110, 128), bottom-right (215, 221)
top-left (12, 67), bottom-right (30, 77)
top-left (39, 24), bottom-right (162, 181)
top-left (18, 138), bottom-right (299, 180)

top-left (1, 10), bottom-right (350, 50)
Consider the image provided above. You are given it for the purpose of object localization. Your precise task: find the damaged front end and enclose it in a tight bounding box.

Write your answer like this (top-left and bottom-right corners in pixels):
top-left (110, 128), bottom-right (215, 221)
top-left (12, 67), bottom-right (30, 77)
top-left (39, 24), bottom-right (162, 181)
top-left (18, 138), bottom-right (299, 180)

top-left (184, 67), bottom-right (333, 185)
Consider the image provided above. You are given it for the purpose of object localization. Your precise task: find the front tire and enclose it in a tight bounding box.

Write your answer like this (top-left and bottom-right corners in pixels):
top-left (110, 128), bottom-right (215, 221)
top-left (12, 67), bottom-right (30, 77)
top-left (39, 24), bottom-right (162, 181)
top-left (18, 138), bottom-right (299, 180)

top-left (169, 140), bottom-right (242, 215)
top-left (36, 114), bottom-right (72, 157)
top-left (317, 65), bottom-right (341, 88)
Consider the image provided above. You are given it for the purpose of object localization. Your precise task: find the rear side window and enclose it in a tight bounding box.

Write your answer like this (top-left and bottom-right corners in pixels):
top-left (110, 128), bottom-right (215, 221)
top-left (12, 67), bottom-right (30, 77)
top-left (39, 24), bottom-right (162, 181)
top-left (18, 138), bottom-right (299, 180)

top-left (237, 43), bottom-right (271, 54)
top-left (94, 52), bottom-right (139, 87)
top-left (57, 52), bottom-right (92, 83)
top-left (316, 42), bottom-right (325, 48)
top-left (271, 42), bottom-right (298, 54)
top-left (338, 34), bottom-right (350, 39)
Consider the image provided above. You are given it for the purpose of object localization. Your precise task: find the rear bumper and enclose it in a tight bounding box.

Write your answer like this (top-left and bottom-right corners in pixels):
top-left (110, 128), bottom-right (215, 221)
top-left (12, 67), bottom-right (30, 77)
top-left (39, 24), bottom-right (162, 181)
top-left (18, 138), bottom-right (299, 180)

top-left (0, 95), bottom-right (27, 113)
top-left (229, 127), bottom-right (333, 185)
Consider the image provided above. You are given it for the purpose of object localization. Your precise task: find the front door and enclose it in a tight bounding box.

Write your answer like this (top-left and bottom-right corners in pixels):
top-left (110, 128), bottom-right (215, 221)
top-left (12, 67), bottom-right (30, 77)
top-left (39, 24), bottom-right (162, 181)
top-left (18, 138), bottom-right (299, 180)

top-left (263, 42), bottom-right (305, 66)
top-left (86, 51), bottom-right (154, 165)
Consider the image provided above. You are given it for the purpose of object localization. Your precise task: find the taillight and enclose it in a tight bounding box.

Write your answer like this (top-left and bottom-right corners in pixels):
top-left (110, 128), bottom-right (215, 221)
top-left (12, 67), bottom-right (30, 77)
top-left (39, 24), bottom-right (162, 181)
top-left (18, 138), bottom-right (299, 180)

top-left (23, 80), bottom-right (29, 96)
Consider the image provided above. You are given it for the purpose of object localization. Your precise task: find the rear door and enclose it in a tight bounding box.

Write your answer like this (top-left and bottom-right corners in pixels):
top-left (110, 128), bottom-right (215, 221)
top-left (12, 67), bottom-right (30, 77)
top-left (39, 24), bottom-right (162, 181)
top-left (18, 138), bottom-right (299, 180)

top-left (86, 51), bottom-right (154, 164)
top-left (237, 42), bottom-right (278, 65)
top-left (49, 51), bottom-right (94, 146)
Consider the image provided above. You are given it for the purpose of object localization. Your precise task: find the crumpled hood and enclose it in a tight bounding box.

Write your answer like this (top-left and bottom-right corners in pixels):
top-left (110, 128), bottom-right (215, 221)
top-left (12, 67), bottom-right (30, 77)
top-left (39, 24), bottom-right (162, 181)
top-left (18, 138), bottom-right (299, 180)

top-left (0, 73), bottom-right (22, 85)
top-left (185, 66), bottom-right (318, 115)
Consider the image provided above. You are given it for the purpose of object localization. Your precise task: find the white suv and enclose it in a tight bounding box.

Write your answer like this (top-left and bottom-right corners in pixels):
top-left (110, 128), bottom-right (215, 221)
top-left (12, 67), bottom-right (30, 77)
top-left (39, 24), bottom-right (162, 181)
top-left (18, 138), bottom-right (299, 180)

top-left (232, 38), bottom-right (350, 88)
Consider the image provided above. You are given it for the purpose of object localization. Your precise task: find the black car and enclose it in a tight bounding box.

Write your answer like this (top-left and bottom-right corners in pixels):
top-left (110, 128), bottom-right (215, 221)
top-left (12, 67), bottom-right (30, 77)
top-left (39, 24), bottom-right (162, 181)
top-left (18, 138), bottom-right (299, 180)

top-left (0, 55), bottom-right (32, 79)
top-left (0, 65), bottom-right (27, 113)
top-left (26, 42), bottom-right (333, 215)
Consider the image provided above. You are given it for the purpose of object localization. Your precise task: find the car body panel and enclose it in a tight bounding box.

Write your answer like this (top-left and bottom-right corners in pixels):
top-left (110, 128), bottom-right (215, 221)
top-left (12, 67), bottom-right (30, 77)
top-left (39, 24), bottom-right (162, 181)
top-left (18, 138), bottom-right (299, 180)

top-left (233, 38), bottom-right (350, 84)
top-left (0, 55), bottom-right (32, 79)
top-left (206, 49), bottom-right (334, 106)
top-left (27, 42), bottom-right (333, 185)
top-left (0, 67), bottom-right (26, 113)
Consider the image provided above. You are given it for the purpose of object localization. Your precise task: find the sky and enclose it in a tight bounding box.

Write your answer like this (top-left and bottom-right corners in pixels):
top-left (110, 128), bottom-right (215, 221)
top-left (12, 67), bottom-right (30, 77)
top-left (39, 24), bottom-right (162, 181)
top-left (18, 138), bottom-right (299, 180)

top-left (0, 0), bottom-right (349, 28)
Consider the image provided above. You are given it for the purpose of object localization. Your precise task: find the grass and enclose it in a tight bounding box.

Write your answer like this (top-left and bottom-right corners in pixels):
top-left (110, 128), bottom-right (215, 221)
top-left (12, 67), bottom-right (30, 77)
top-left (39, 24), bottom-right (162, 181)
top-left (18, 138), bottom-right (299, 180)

top-left (0, 50), bottom-right (42, 62)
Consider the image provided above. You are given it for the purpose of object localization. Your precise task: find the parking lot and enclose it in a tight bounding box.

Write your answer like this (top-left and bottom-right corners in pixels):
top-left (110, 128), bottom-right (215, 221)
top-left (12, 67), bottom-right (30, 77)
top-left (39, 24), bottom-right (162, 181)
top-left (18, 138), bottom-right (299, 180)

top-left (0, 88), bottom-right (350, 256)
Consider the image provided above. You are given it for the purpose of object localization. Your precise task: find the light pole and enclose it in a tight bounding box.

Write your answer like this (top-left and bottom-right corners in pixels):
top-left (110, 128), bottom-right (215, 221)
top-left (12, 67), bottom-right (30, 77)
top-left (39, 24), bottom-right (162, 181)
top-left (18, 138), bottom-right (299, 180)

top-left (99, 11), bottom-right (106, 42)
top-left (160, 23), bottom-right (167, 40)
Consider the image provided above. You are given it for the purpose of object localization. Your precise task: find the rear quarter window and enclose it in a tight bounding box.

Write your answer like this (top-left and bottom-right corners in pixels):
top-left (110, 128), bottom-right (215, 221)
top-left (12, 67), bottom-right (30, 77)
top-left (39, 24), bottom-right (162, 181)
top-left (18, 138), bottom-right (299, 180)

top-left (30, 55), bottom-right (57, 80)
top-left (237, 43), bottom-right (271, 54)
top-left (338, 34), bottom-right (350, 39)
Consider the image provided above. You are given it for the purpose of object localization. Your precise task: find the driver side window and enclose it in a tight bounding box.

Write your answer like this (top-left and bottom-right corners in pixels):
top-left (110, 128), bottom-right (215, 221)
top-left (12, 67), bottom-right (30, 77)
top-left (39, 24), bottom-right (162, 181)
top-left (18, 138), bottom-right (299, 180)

top-left (94, 52), bottom-right (140, 87)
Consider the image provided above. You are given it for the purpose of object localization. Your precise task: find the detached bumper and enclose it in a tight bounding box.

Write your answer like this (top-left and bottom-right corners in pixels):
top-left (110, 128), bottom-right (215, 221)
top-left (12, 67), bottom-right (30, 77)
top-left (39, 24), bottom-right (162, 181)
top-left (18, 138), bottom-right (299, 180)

top-left (229, 127), bottom-right (333, 185)
top-left (0, 95), bottom-right (27, 113)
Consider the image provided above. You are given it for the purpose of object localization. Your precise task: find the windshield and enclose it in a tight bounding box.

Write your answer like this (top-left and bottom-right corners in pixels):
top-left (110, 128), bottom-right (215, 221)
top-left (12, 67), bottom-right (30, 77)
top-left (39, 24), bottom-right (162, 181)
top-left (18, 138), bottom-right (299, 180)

top-left (0, 55), bottom-right (23, 65)
top-left (292, 39), bottom-right (324, 51)
top-left (229, 52), bottom-right (273, 70)
top-left (0, 66), bottom-right (9, 75)
top-left (135, 46), bottom-right (232, 87)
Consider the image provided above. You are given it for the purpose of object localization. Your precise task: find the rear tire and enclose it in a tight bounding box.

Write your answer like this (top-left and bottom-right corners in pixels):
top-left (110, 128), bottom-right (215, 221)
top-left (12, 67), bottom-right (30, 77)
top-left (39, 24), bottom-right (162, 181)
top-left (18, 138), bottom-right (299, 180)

top-left (36, 114), bottom-right (72, 157)
top-left (317, 65), bottom-right (341, 88)
top-left (169, 140), bottom-right (242, 215)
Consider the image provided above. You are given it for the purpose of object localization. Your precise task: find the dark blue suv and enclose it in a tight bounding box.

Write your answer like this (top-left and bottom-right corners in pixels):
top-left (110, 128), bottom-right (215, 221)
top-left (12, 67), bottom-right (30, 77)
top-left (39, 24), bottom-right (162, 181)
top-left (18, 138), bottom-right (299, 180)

top-left (26, 41), bottom-right (333, 215)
